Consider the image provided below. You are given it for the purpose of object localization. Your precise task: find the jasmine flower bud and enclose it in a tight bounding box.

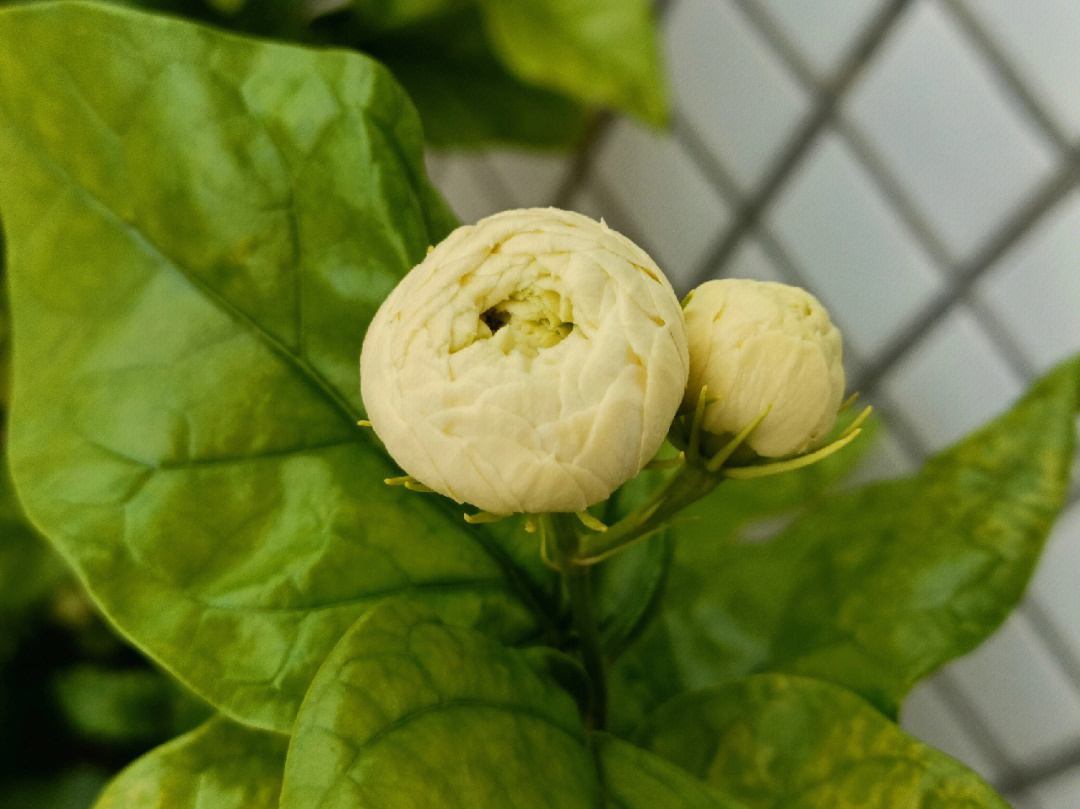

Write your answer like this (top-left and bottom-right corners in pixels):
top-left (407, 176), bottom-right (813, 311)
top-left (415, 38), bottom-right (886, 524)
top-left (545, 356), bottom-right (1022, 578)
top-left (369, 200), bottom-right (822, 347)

top-left (682, 279), bottom-right (845, 457)
top-left (360, 208), bottom-right (689, 514)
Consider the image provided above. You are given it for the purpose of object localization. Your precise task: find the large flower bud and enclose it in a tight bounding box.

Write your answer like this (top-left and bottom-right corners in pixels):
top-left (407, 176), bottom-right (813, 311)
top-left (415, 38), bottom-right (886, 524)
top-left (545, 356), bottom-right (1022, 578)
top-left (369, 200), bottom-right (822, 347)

top-left (682, 279), bottom-right (844, 457)
top-left (361, 208), bottom-right (689, 514)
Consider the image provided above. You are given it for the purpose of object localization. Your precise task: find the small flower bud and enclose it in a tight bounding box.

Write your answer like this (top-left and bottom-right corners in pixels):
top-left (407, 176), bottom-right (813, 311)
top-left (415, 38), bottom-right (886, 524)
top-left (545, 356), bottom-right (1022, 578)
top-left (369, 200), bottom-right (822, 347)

top-left (682, 279), bottom-right (845, 457)
top-left (360, 208), bottom-right (689, 514)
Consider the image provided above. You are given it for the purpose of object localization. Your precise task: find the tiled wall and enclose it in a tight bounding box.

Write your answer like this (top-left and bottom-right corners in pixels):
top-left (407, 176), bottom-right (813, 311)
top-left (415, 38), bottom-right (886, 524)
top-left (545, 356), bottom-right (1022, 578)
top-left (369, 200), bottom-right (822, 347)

top-left (424, 2), bottom-right (1080, 805)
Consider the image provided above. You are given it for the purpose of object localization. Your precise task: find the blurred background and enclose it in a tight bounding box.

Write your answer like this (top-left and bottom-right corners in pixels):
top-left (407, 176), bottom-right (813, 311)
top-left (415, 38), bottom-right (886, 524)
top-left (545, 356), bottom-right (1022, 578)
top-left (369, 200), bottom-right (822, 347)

top-left (424, 1), bottom-right (1080, 806)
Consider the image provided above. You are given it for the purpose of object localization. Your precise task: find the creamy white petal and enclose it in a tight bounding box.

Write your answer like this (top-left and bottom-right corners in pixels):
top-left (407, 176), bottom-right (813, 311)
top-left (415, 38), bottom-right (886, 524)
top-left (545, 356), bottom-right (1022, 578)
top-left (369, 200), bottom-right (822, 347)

top-left (682, 279), bottom-right (845, 457)
top-left (360, 208), bottom-right (689, 514)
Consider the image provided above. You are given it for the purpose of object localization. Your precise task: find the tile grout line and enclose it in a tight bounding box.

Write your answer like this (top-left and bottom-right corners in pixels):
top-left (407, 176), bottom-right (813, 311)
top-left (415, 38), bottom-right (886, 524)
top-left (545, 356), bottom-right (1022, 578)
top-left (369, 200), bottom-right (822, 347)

top-left (931, 673), bottom-right (1021, 783)
top-left (850, 152), bottom-right (1080, 394)
top-left (1021, 600), bottom-right (1080, 694)
top-left (999, 739), bottom-right (1080, 797)
top-left (938, 0), bottom-right (1074, 154)
top-left (737, 0), bottom-right (1052, 392)
top-left (684, 0), bottom-right (915, 290)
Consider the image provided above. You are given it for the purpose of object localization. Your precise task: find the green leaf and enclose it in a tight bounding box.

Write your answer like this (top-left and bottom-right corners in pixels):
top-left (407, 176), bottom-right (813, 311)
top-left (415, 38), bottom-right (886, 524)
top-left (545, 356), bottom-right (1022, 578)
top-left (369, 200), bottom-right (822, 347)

top-left (0, 1), bottom-right (550, 732)
top-left (284, 599), bottom-right (745, 807)
top-left (53, 664), bottom-right (212, 745)
top-left (615, 356), bottom-right (1080, 724)
top-left (93, 716), bottom-right (287, 809)
top-left (642, 675), bottom-right (1010, 809)
top-left (479, 0), bottom-right (668, 125)
top-left (368, 10), bottom-right (590, 149)
top-left (595, 733), bottom-right (745, 809)
top-left (281, 599), bottom-right (598, 808)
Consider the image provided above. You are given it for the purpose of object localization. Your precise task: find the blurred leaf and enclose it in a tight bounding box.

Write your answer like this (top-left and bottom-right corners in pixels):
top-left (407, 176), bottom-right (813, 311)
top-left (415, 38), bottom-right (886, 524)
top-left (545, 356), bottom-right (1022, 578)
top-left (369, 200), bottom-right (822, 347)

top-left (0, 765), bottom-right (111, 809)
top-left (93, 717), bottom-right (286, 809)
top-left (613, 355), bottom-right (1079, 727)
top-left (642, 675), bottom-right (1009, 809)
top-left (480, 0), bottom-right (668, 126)
top-left (54, 665), bottom-right (212, 745)
top-left (0, 0), bottom-right (547, 733)
top-left (368, 10), bottom-right (590, 148)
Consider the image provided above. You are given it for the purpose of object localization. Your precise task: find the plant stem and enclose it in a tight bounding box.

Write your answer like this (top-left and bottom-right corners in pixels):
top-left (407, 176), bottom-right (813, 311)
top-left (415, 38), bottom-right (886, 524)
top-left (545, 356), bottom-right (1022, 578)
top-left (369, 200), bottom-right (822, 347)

top-left (577, 464), bottom-right (719, 563)
top-left (565, 562), bottom-right (606, 730)
top-left (546, 513), bottom-right (607, 730)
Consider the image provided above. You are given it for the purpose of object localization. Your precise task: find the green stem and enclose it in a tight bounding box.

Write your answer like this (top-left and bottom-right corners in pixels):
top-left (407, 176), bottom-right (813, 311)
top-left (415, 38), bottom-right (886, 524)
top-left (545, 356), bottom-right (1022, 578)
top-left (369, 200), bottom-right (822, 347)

top-left (565, 562), bottom-right (606, 730)
top-left (546, 514), bottom-right (607, 730)
top-left (577, 463), bottom-right (719, 562)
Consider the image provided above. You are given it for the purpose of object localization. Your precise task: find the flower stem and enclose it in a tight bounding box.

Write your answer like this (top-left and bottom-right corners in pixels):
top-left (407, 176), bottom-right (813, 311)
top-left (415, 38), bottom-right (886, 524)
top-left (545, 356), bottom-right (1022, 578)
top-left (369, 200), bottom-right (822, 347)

top-left (576, 464), bottom-right (719, 563)
top-left (565, 561), bottom-right (606, 730)
top-left (546, 513), bottom-right (607, 730)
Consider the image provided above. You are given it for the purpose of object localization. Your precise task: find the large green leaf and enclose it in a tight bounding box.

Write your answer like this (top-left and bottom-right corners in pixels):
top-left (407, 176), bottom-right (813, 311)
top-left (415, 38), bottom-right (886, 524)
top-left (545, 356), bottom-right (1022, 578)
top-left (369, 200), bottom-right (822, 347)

top-left (280, 599), bottom-right (598, 809)
top-left (480, 0), bottom-right (667, 126)
top-left (93, 716), bottom-right (287, 809)
top-left (282, 598), bottom-right (740, 808)
top-left (614, 356), bottom-right (1080, 723)
top-left (642, 675), bottom-right (1009, 809)
top-left (0, 0), bottom-right (552, 732)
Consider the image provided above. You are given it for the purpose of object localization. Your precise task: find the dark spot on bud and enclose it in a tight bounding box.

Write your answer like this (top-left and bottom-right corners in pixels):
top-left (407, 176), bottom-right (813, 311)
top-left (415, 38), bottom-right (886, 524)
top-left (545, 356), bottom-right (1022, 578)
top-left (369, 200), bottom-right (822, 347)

top-left (481, 308), bottom-right (508, 334)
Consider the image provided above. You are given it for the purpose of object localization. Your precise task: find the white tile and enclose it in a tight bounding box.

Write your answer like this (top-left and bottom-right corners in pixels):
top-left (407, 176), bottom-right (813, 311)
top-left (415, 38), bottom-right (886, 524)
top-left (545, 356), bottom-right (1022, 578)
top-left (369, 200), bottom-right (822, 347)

top-left (433, 155), bottom-right (504, 225)
top-left (900, 680), bottom-right (1005, 784)
top-left (881, 305), bottom-right (1023, 452)
top-left (1024, 763), bottom-right (1080, 809)
top-left (975, 189), bottom-right (1080, 374)
top-left (961, 0), bottom-right (1080, 139)
top-left (594, 120), bottom-right (731, 293)
top-left (844, 1), bottom-right (1061, 261)
top-left (719, 236), bottom-right (788, 284)
top-left (947, 612), bottom-right (1080, 767)
top-left (754, 0), bottom-right (887, 79)
top-left (664, 0), bottom-right (811, 191)
top-left (486, 149), bottom-right (572, 208)
top-left (766, 131), bottom-right (945, 357)
top-left (1029, 505), bottom-right (1080, 668)
top-left (566, 184), bottom-right (611, 225)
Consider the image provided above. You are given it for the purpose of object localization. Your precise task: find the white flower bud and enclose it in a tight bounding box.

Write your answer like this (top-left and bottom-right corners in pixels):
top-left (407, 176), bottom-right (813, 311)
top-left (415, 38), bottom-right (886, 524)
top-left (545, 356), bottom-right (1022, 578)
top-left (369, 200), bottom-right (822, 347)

top-left (682, 279), bottom-right (845, 457)
top-left (360, 208), bottom-right (689, 514)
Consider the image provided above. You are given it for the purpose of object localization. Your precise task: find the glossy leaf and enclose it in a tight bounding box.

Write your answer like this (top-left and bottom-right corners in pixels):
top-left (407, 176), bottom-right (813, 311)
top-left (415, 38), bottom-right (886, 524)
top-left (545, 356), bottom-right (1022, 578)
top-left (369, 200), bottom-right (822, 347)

top-left (642, 675), bottom-right (1009, 809)
top-left (281, 599), bottom-right (598, 809)
top-left (615, 356), bottom-right (1080, 723)
top-left (0, 1), bottom-right (549, 732)
top-left (93, 717), bottom-right (287, 809)
top-left (480, 0), bottom-right (667, 125)
top-left (283, 598), bottom-right (738, 808)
